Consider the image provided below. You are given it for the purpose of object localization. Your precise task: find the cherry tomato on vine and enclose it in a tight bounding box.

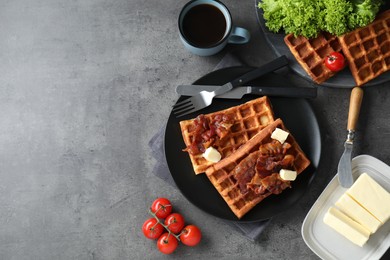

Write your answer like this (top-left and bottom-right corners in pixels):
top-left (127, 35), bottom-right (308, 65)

top-left (142, 217), bottom-right (164, 240)
top-left (157, 232), bottom-right (178, 254)
top-left (151, 198), bottom-right (172, 219)
top-left (324, 52), bottom-right (345, 72)
top-left (180, 225), bottom-right (202, 246)
top-left (164, 213), bottom-right (185, 234)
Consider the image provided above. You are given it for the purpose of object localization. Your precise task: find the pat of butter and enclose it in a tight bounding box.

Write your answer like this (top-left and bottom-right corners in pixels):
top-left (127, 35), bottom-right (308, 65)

top-left (335, 193), bottom-right (382, 234)
top-left (347, 173), bottom-right (390, 224)
top-left (271, 128), bottom-right (289, 144)
top-left (202, 147), bottom-right (221, 163)
top-left (323, 207), bottom-right (370, 247)
top-left (279, 169), bottom-right (297, 181)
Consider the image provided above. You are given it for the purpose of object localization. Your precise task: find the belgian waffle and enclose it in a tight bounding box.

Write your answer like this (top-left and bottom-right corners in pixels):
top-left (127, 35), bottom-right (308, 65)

top-left (338, 10), bottom-right (390, 86)
top-left (205, 118), bottom-right (311, 219)
top-left (179, 97), bottom-right (275, 175)
top-left (284, 32), bottom-right (342, 84)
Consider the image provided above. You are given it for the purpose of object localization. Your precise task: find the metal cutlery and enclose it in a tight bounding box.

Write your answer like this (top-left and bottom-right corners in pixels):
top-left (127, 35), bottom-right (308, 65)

top-left (175, 85), bottom-right (317, 99)
top-left (172, 55), bottom-right (289, 117)
top-left (337, 87), bottom-right (364, 188)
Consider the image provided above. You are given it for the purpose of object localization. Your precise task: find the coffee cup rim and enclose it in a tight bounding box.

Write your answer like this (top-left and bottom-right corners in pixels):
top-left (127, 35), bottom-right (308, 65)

top-left (178, 0), bottom-right (233, 49)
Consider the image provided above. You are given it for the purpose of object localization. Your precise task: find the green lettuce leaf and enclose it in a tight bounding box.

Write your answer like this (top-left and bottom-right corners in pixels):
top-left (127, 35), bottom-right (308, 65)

top-left (258, 0), bottom-right (385, 38)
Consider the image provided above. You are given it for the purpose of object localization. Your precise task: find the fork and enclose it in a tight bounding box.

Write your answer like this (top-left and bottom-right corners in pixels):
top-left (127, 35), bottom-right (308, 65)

top-left (172, 55), bottom-right (289, 117)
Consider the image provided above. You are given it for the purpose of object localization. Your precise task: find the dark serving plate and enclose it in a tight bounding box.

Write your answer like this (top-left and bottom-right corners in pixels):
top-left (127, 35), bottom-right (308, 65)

top-left (164, 67), bottom-right (322, 222)
top-left (255, 0), bottom-right (390, 88)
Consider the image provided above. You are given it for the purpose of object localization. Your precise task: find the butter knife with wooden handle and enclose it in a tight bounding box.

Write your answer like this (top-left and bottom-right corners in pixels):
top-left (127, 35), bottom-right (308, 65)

top-left (337, 87), bottom-right (364, 188)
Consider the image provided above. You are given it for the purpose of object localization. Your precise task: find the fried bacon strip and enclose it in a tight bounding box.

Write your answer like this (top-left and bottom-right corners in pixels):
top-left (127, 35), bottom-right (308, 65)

top-left (184, 113), bottom-right (234, 155)
top-left (233, 139), bottom-right (295, 195)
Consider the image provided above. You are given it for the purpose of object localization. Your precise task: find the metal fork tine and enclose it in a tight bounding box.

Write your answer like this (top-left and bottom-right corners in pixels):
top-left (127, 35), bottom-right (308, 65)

top-left (172, 101), bottom-right (194, 112)
top-left (172, 97), bottom-right (192, 108)
top-left (173, 90), bottom-right (212, 118)
top-left (173, 103), bottom-right (194, 114)
top-left (174, 107), bottom-right (197, 117)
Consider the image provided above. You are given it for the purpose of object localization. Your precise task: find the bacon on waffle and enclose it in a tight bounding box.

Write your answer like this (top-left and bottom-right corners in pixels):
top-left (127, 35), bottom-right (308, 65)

top-left (179, 97), bottom-right (275, 175)
top-left (204, 118), bottom-right (311, 219)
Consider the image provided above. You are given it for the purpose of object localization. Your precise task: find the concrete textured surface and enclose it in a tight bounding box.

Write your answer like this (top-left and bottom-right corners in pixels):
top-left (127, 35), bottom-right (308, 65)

top-left (0, 0), bottom-right (389, 259)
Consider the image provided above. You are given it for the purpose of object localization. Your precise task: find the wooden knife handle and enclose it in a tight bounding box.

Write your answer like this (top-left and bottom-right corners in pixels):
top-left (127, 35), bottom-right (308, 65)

top-left (347, 87), bottom-right (364, 131)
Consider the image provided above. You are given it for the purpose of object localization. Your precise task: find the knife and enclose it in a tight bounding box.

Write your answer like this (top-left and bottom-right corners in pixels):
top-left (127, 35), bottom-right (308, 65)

top-left (176, 85), bottom-right (317, 99)
top-left (201, 55), bottom-right (289, 95)
top-left (337, 87), bottom-right (364, 188)
top-left (173, 56), bottom-right (289, 117)
top-left (176, 55), bottom-right (288, 99)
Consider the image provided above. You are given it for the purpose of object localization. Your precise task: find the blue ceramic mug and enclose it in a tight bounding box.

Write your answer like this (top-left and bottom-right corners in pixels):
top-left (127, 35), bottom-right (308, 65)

top-left (178, 0), bottom-right (250, 56)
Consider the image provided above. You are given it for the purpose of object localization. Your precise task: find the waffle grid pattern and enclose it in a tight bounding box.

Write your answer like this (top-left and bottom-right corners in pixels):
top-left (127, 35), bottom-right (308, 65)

top-left (180, 97), bottom-right (275, 174)
top-left (205, 119), bottom-right (311, 219)
top-left (284, 32), bottom-right (342, 84)
top-left (339, 10), bottom-right (390, 86)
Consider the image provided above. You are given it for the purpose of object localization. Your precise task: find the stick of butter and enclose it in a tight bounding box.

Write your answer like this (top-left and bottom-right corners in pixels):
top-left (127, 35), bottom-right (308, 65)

top-left (323, 207), bottom-right (370, 247)
top-left (347, 173), bottom-right (390, 224)
top-left (335, 193), bottom-right (382, 234)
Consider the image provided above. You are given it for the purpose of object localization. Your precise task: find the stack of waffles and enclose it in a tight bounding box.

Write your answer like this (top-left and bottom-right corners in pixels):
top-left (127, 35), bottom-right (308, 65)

top-left (179, 97), bottom-right (311, 219)
top-left (284, 9), bottom-right (390, 86)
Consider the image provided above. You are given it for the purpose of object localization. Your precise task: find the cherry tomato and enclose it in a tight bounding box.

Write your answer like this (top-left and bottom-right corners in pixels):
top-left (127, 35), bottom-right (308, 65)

top-left (164, 213), bottom-right (185, 234)
top-left (151, 198), bottom-right (172, 219)
top-left (179, 225), bottom-right (202, 246)
top-left (157, 232), bottom-right (178, 254)
top-left (324, 52), bottom-right (345, 72)
top-left (142, 217), bottom-right (164, 240)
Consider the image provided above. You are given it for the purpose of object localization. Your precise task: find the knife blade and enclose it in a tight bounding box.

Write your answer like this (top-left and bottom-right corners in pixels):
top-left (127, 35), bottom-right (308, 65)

top-left (176, 85), bottom-right (317, 99)
top-left (337, 87), bottom-right (363, 188)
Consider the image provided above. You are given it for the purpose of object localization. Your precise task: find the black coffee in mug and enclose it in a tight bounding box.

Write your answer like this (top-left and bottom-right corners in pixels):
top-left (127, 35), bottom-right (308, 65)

top-left (178, 0), bottom-right (250, 56)
top-left (182, 4), bottom-right (227, 48)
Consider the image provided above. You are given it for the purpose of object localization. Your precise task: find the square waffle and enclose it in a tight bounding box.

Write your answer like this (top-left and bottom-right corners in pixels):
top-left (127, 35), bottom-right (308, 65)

top-left (338, 10), bottom-right (390, 86)
top-left (284, 32), bottom-right (342, 84)
top-left (180, 97), bottom-right (275, 175)
top-left (205, 118), bottom-right (311, 219)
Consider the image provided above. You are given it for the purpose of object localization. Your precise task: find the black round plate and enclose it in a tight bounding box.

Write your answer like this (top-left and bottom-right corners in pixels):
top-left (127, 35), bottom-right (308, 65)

top-left (164, 67), bottom-right (322, 222)
top-left (255, 0), bottom-right (390, 88)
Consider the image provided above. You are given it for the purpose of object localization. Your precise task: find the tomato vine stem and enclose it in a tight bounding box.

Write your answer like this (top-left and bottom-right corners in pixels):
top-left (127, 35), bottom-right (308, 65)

top-left (149, 208), bottom-right (181, 241)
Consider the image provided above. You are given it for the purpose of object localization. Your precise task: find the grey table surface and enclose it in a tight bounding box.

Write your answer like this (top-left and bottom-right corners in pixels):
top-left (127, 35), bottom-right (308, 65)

top-left (1, 0), bottom-right (389, 259)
